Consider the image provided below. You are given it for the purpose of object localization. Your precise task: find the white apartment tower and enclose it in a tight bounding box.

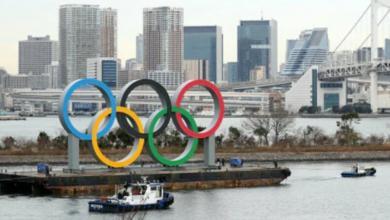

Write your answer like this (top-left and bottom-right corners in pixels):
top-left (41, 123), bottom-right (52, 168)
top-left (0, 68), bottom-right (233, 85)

top-left (59, 4), bottom-right (101, 87)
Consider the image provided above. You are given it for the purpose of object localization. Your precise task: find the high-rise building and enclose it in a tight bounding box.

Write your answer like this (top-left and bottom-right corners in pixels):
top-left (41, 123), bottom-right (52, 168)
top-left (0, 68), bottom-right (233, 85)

top-left (184, 26), bottom-right (223, 83)
top-left (19, 35), bottom-right (58, 75)
top-left (28, 74), bottom-right (50, 90)
top-left (237, 19), bottom-right (277, 81)
top-left (125, 59), bottom-right (142, 71)
top-left (285, 39), bottom-right (298, 62)
top-left (87, 57), bottom-right (118, 88)
top-left (282, 28), bottom-right (329, 75)
top-left (147, 71), bottom-right (183, 87)
top-left (3, 75), bottom-right (29, 89)
top-left (354, 47), bottom-right (384, 63)
top-left (136, 34), bottom-right (143, 65)
top-left (249, 66), bottom-right (266, 81)
top-left (59, 4), bottom-right (101, 87)
top-left (225, 62), bottom-right (238, 83)
top-left (100, 8), bottom-right (117, 58)
top-left (385, 39), bottom-right (390, 59)
top-left (45, 61), bottom-right (60, 89)
top-left (143, 7), bottom-right (183, 73)
top-left (183, 59), bottom-right (209, 81)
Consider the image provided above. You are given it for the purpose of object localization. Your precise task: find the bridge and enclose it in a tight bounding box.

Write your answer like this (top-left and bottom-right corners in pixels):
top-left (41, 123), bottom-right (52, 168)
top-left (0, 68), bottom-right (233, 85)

top-left (219, 79), bottom-right (294, 92)
top-left (318, 0), bottom-right (390, 112)
top-left (7, 88), bottom-right (279, 114)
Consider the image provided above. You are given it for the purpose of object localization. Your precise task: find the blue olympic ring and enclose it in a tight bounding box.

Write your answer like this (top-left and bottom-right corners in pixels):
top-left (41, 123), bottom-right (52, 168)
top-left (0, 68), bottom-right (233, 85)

top-left (59, 78), bottom-right (117, 140)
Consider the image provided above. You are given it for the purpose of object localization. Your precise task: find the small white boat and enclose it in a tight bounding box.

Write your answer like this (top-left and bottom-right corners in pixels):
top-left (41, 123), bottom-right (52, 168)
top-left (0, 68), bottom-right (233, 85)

top-left (88, 179), bottom-right (174, 213)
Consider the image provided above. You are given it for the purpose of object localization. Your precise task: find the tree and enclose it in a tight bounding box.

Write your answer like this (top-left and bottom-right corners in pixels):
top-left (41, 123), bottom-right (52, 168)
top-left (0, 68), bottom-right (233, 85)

top-left (336, 112), bottom-right (361, 146)
top-left (244, 116), bottom-right (271, 146)
top-left (37, 132), bottom-right (50, 148)
top-left (2, 136), bottom-right (16, 149)
top-left (270, 109), bottom-right (294, 144)
top-left (244, 108), bottom-right (294, 146)
top-left (228, 126), bottom-right (241, 140)
top-left (52, 134), bottom-right (67, 149)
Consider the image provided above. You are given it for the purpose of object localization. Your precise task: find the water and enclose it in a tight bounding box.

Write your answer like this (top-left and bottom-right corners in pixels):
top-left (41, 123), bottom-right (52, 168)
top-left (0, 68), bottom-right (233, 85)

top-left (1, 162), bottom-right (389, 220)
top-left (1, 116), bottom-right (390, 140)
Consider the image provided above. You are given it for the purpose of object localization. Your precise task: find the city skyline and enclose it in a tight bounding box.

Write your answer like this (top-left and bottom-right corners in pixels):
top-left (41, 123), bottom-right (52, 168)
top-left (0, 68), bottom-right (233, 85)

top-left (0, 0), bottom-right (385, 74)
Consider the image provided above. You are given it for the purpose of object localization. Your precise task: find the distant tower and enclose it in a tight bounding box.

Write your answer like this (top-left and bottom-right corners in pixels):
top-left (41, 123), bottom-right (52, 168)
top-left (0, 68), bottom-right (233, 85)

top-left (19, 35), bottom-right (58, 75)
top-left (59, 4), bottom-right (101, 87)
top-left (100, 8), bottom-right (117, 58)
top-left (143, 7), bottom-right (183, 72)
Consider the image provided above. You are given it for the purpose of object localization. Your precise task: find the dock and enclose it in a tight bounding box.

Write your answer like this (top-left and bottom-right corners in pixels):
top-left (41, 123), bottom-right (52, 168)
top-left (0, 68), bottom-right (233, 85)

top-left (0, 166), bottom-right (291, 196)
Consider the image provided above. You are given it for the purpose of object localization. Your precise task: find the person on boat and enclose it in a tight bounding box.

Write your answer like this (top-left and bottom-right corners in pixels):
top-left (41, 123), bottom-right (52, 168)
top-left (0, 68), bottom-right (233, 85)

top-left (353, 164), bottom-right (358, 173)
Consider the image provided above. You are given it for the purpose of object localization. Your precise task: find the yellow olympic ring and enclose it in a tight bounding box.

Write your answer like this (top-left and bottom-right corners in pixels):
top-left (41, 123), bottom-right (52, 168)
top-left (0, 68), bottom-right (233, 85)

top-left (90, 106), bottom-right (145, 168)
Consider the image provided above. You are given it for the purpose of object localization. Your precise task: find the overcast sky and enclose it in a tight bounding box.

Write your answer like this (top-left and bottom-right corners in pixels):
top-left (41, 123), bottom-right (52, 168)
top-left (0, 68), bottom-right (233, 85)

top-left (3, 0), bottom-right (390, 74)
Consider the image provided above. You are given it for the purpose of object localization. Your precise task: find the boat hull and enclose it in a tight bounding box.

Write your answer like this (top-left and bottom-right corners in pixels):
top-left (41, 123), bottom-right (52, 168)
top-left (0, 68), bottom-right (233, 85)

top-left (89, 195), bottom-right (174, 213)
top-left (341, 168), bottom-right (376, 178)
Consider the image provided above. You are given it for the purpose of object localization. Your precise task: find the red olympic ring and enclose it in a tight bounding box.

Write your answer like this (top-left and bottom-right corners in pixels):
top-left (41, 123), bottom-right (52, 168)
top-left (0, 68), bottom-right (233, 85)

top-left (172, 79), bottom-right (225, 139)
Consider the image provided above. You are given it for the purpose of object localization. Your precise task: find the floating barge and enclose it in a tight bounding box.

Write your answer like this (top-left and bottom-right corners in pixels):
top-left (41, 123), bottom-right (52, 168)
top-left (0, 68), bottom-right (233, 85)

top-left (0, 166), bottom-right (291, 196)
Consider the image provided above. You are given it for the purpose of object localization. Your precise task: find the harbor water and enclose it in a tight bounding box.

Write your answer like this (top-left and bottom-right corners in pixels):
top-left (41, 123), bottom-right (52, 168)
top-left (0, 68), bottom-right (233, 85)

top-left (0, 162), bottom-right (389, 219)
top-left (1, 116), bottom-right (390, 139)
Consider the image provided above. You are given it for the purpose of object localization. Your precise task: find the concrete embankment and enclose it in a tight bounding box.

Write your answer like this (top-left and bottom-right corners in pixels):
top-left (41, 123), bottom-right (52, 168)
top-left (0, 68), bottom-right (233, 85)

top-left (1, 151), bottom-right (390, 166)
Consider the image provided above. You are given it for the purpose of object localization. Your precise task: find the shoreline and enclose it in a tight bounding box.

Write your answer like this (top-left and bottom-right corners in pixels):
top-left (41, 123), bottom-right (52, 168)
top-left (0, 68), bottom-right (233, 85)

top-left (1, 151), bottom-right (390, 166)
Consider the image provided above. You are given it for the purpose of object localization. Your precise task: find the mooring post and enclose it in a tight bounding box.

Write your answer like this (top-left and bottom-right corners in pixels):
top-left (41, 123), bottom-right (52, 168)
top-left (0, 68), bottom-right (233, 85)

top-left (67, 134), bottom-right (80, 171)
top-left (203, 135), bottom-right (216, 167)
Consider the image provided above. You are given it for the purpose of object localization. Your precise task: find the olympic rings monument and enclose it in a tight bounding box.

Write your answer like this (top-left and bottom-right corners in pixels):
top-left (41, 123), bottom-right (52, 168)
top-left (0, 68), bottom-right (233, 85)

top-left (0, 79), bottom-right (290, 196)
top-left (59, 78), bottom-right (224, 171)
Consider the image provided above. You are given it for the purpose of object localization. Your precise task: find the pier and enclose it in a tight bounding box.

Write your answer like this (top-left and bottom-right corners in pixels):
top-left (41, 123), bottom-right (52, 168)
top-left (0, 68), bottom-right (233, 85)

top-left (0, 166), bottom-right (290, 196)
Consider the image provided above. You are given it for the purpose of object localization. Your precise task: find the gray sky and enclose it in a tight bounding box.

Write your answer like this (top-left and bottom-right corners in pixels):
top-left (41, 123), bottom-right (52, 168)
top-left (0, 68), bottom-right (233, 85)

top-left (2, 0), bottom-right (390, 74)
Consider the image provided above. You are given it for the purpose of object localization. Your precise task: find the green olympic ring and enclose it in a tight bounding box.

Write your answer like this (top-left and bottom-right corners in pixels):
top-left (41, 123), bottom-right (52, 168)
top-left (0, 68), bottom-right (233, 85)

top-left (146, 106), bottom-right (199, 166)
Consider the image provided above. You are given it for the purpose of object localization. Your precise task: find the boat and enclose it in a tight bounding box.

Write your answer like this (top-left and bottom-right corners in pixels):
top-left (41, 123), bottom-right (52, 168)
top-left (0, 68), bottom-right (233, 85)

top-left (88, 179), bottom-right (174, 213)
top-left (341, 165), bottom-right (376, 177)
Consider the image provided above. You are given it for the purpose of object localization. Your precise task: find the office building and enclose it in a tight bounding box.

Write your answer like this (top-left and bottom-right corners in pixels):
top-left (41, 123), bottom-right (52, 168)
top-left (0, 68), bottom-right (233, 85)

top-left (19, 35), bottom-right (58, 75)
top-left (249, 66), bottom-right (265, 81)
top-left (87, 58), bottom-right (118, 88)
top-left (285, 39), bottom-right (298, 62)
top-left (136, 34), bottom-right (143, 65)
top-left (183, 59), bottom-right (209, 81)
top-left (147, 71), bottom-right (183, 87)
top-left (237, 19), bottom-right (277, 81)
top-left (59, 4), bottom-right (101, 86)
top-left (225, 62), bottom-right (238, 83)
top-left (125, 59), bottom-right (142, 71)
top-left (354, 47), bottom-right (384, 63)
top-left (3, 75), bottom-right (29, 89)
top-left (184, 26), bottom-right (223, 83)
top-left (385, 39), bottom-right (390, 59)
top-left (28, 74), bottom-right (50, 90)
top-left (45, 62), bottom-right (60, 89)
top-left (143, 7), bottom-right (183, 72)
top-left (282, 28), bottom-right (329, 75)
top-left (100, 8), bottom-right (117, 58)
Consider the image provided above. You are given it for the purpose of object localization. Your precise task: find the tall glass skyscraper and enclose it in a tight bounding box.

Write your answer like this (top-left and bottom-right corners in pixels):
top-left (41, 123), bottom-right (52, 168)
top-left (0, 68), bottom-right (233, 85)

top-left (282, 28), bottom-right (329, 75)
top-left (184, 26), bottom-right (223, 83)
top-left (237, 20), bottom-right (277, 82)
top-left (59, 4), bottom-right (101, 87)
top-left (143, 7), bottom-right (183, 73)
